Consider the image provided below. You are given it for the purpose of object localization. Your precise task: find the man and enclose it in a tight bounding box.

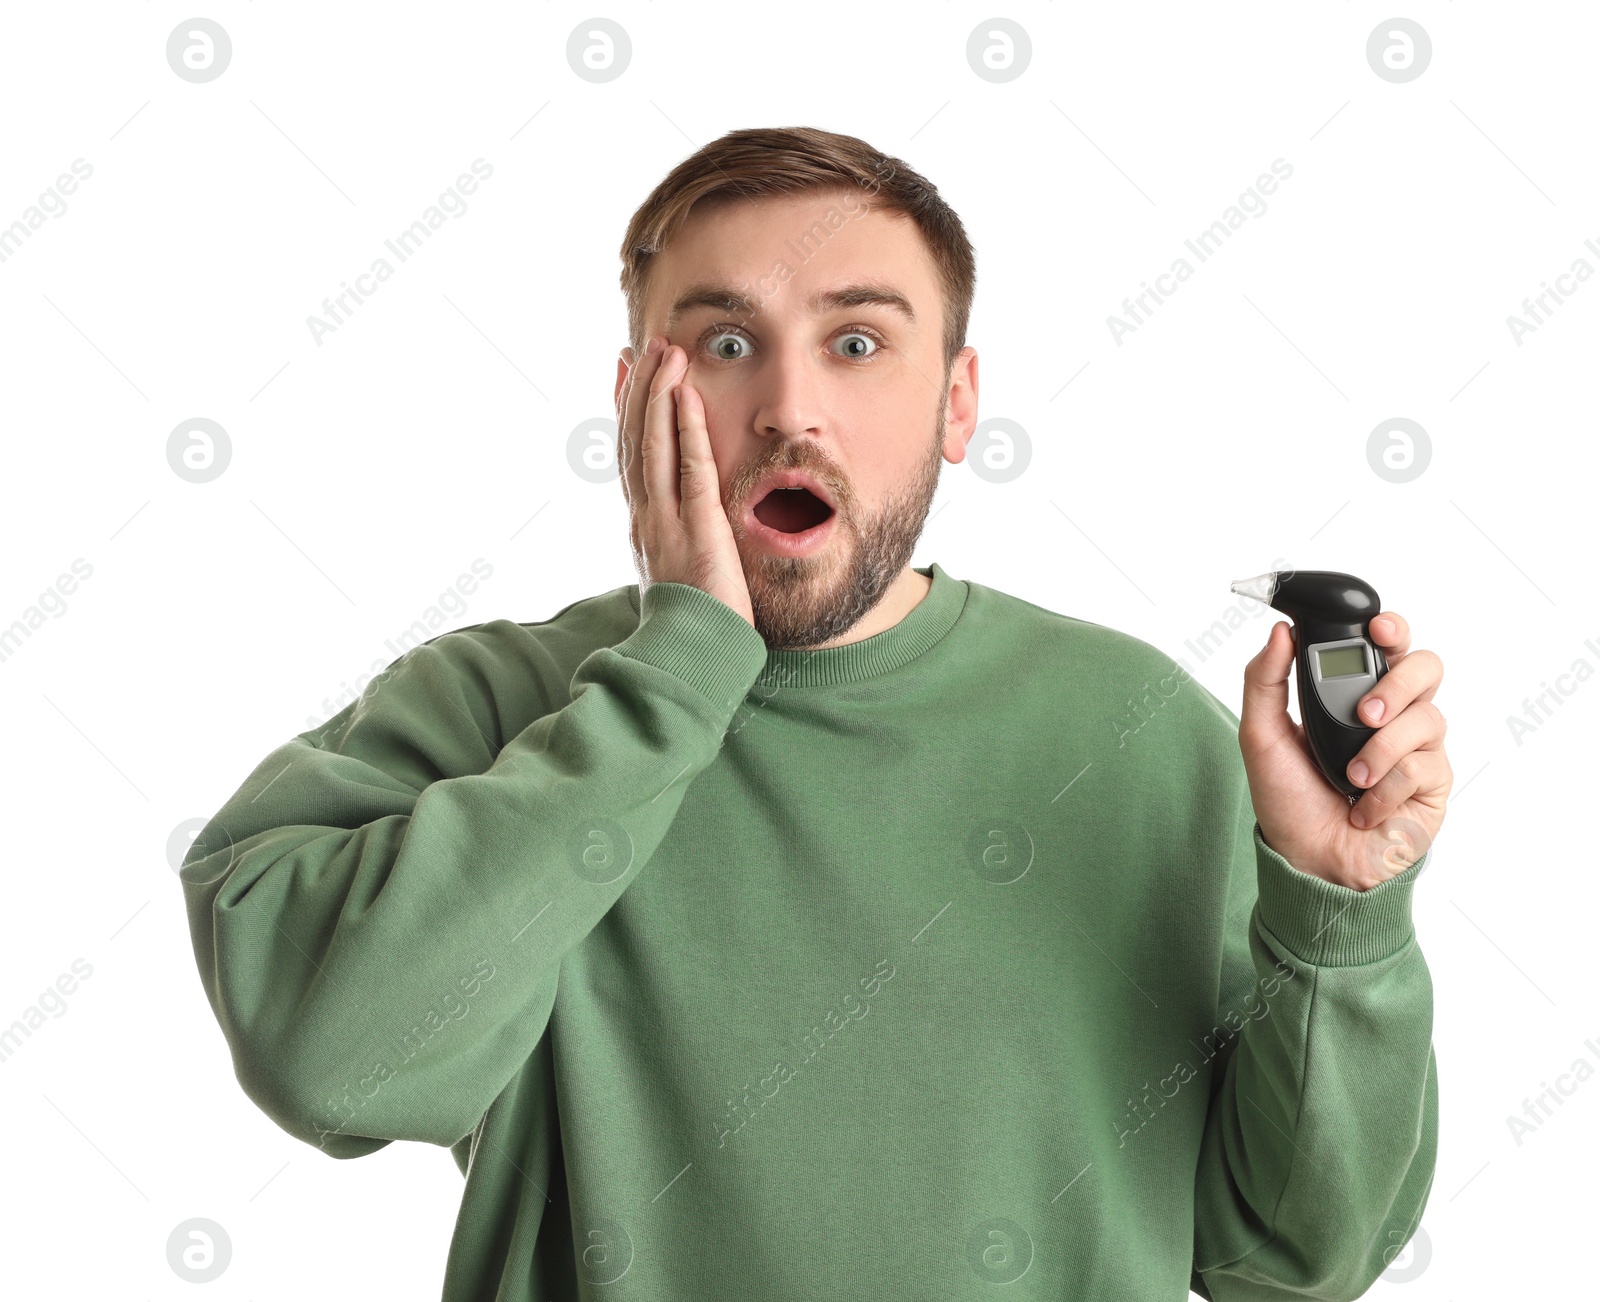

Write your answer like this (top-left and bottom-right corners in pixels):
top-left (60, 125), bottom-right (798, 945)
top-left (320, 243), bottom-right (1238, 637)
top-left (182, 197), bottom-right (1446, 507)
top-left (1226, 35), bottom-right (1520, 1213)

top-left (181, 126), bottom-right (1448, 1300)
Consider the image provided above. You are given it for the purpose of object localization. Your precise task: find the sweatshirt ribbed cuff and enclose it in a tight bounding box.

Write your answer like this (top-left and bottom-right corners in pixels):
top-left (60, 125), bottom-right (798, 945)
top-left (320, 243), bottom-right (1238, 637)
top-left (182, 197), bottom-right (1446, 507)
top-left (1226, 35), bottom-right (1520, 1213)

top-left (613, 581), bottom-right (769, 711)
top-left (1253, 821), bottom-right (1428, 967)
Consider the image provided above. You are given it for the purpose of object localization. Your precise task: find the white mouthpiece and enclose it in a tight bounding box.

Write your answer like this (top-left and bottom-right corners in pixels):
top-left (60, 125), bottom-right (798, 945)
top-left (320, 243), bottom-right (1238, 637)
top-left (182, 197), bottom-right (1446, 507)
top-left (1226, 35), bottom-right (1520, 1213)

top-left (1230, 572), bottom-right (1279, 604)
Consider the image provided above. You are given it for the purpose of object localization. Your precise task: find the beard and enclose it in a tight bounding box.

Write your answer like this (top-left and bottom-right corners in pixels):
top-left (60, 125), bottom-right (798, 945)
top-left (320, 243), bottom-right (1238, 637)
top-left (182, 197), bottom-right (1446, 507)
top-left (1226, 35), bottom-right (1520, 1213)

top-left (724, 405), bottom-right (948, 651)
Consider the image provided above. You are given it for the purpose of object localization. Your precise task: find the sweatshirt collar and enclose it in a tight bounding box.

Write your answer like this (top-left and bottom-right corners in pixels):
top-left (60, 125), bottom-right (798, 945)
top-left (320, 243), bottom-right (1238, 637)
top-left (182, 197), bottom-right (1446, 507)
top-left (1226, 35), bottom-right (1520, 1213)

top-left (626, 562), bottom-right (967, 689)
top-left (756, 562), bottom-right (966, 688)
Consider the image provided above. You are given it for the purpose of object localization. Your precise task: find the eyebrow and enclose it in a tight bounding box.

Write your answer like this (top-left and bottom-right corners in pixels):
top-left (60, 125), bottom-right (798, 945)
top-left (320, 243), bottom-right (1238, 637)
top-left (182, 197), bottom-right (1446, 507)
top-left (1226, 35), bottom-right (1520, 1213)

top-left (663, 281), bottom-right (917, 332)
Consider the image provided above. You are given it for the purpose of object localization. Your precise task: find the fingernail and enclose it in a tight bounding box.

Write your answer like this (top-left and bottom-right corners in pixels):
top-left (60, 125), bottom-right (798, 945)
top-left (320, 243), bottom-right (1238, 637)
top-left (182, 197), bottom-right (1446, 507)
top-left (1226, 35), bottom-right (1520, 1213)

top-left (1362, 699), bottom-right (1384, 722)
top-left (1349, 759), bottom-right (1369, 786)
top-left (1373, 618), bottom-right (1393, 637)
top-left (1350, 806), bottom-right (1367, 828)
top-left (646, 336), bottom-right (662, 355)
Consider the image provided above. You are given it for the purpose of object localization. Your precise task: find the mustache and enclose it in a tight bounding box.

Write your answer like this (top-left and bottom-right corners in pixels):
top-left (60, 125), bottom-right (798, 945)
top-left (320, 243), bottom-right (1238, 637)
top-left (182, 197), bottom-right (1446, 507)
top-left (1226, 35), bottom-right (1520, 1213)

top-left (730, 460), bottom-right (847, 510)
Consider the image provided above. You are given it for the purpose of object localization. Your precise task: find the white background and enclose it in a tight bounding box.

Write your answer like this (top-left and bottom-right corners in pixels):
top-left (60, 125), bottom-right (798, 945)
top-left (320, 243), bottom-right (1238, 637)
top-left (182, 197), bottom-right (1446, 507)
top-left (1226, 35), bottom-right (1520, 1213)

top-left (1, 2), bottom-right (1594, 1297)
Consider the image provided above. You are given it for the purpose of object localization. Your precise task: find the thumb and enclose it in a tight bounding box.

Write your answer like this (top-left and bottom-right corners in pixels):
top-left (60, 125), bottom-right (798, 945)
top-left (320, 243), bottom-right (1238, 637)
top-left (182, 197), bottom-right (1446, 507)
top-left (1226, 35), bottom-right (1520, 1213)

top-left (1240, 621), bottom-right (1296, 741)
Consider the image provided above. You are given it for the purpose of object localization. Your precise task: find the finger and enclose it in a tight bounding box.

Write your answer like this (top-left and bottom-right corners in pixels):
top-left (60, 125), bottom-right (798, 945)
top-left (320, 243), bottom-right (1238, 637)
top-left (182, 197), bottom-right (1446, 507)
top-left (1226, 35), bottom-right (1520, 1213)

top-left (616, 346), bottom-right (636, 427)
top-left (674, 379), bottom-right (720, 519)
top-left (618, 340), bottom-right (644, 506)
top-left (1347, 698), bottom-right (1447, 793)
top-left (1239, 621), bottom-right (1297, 751)
top-left (644, 343), bottom-right (689, 515)
top-left (621, 335), bottom-right (667, 512)
top-left (1351, 747), bottom-right (1451, 831)
top-left (1369, 610), bottom-right (1410, 657)
top-left (675, 380), bottom-right (743, 597)
top-left (616, 346), bottom-right (637, 511)
top-left (1356, 647), bottom-right (1443, 726)
top-left (618, 358), bottom-right (642, 564)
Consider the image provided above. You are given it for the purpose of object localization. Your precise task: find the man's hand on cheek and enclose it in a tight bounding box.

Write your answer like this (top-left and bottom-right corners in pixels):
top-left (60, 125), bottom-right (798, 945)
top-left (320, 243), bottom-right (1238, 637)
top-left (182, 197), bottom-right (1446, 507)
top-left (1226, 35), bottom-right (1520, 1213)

top-left (617, 335), bottom-right (755, 630)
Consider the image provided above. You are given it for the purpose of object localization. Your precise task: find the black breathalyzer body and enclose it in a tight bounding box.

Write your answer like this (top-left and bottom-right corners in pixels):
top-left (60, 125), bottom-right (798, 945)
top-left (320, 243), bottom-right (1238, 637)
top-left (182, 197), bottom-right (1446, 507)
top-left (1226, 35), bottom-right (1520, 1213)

top-left (1229, 570), bottom-right (1390, 801)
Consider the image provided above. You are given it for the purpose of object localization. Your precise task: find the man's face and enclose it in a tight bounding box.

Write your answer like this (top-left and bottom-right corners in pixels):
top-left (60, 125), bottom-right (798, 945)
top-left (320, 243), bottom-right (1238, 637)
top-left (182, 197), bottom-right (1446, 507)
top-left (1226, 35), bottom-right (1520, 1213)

top-left (615, 188), bottom-right (977, 650)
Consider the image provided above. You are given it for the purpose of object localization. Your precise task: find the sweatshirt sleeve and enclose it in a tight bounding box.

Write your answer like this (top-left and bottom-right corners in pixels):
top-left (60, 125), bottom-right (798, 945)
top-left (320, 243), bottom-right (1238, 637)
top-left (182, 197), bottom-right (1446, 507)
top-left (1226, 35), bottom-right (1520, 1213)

top-left (178, 582), bottom-right (768, 1161)
top-left (1189, 712), bottom-right (1439, 1302)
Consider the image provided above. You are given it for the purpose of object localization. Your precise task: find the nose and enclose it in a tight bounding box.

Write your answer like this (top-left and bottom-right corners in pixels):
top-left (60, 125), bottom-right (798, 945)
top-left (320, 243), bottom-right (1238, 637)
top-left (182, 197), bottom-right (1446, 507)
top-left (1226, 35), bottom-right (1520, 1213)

top-left (748, 341), bottom-right (827, 440)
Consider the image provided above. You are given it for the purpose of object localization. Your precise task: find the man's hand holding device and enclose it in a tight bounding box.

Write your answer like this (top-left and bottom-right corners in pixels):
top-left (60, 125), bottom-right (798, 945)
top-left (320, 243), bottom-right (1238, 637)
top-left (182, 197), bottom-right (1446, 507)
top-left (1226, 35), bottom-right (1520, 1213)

top-left (1234, 570), bottom-right (1451, 892)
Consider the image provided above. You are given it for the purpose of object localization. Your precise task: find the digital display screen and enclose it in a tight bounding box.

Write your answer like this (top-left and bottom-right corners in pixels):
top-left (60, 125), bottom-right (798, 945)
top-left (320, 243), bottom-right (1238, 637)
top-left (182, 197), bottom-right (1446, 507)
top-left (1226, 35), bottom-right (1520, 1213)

top-left (1317, 645), bottom-right (1367, 678)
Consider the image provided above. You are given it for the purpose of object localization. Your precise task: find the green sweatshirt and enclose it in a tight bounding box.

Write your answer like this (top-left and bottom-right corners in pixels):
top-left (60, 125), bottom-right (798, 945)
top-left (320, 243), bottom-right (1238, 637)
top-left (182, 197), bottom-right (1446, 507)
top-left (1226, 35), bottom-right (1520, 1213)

top-left (180, 561), bottom-right (1436, 1301)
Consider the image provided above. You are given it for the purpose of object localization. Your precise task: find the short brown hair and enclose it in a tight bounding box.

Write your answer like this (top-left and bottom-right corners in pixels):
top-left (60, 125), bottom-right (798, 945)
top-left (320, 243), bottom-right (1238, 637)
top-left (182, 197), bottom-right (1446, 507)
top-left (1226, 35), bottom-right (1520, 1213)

top-left (618, 126), bottom-right (977, 376)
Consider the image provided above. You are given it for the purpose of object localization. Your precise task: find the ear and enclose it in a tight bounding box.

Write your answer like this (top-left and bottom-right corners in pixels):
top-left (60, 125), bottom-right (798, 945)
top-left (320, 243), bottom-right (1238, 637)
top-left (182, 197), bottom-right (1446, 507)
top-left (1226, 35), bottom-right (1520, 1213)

top-left (942, 346), bottom-right (979, 464)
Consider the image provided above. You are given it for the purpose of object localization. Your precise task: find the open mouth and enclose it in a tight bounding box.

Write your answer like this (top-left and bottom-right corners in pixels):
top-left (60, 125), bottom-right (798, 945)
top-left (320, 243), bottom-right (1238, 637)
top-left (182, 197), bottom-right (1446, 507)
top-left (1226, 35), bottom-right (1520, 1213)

top-left (752, 486), bottom-right (835, 535)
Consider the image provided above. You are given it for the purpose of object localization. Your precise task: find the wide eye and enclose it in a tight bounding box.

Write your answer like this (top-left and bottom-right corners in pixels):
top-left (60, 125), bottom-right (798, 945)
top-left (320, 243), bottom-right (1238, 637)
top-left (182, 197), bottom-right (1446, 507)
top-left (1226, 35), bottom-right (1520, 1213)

top-left (705, 330), bottom-right (752, 361)
top-left (831, 331), bottom-right (878, 360)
